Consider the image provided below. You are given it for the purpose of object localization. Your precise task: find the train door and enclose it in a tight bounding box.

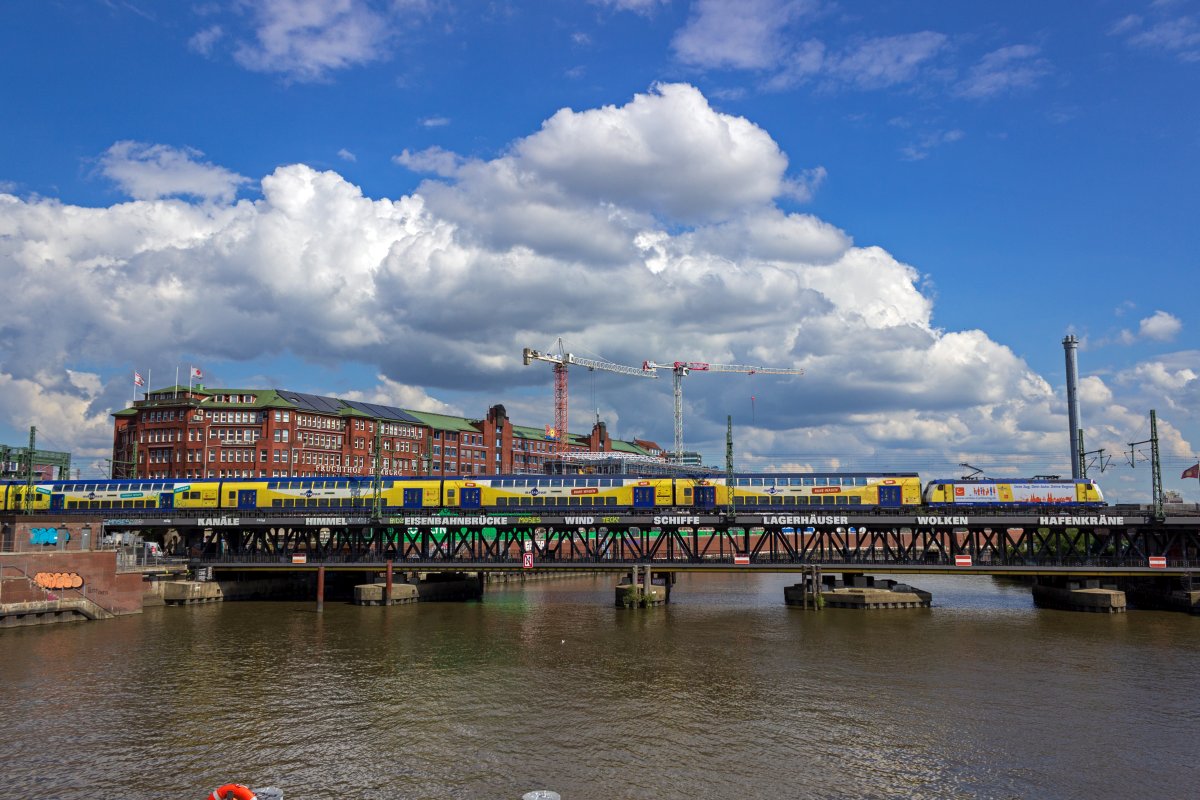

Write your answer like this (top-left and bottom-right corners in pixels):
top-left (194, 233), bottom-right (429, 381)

top-left (237, 490), bottom-right (257, 510)
top-left (159, 491), bottom-right (174, 510)
top-left (878, 485), bottom-right (902, 508)
top-left (50, 493), bottom-right (64, 512)
top-left (695, 486), bottom-right (717, 509)
top-left (633, 486), bottom-right (655, 508)
top-left (403, 488), bottom-right (424, 509)
top-left (461, 487), bottom-right (481, 509)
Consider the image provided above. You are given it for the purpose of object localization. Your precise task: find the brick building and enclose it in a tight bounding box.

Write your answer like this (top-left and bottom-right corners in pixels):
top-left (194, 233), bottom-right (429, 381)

top-left (111, 385), bottom-right (659, 480)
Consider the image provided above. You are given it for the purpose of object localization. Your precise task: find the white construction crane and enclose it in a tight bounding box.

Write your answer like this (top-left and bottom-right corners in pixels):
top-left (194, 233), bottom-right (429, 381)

top-left (522, 339), bottom-right (657, 454)
top-left (641, 360), bottom-right (805, 462)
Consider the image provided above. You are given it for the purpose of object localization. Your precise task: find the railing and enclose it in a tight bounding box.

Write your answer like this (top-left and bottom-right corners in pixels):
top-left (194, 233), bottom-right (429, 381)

top-left (189, 551), bottom-right (1195, 571)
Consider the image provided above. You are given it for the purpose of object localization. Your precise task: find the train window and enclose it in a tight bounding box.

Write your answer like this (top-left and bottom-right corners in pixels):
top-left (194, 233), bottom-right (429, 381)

top-left (519, 497), bottom-right (532, 506)
top-left (607, 497), bottom-right (617, 505)
top-left (682, 487), bottom-right (692, 496)
top-left (849, 497), bottom-right (861, 504)
top-left (856, 478), bottom-right (867, 486)
top-left (447, 490), bottom-right (456, 500)
top-left (66, 501), bottom-right (77, 509)
top-left (771, 496), bottom-right (783, 505)
top-left (101, 500), bottom-right (112, 509)
top-left (228, 491), bottom-right (235, 500)
top-left (496, 498), bottom-right (508, 507)
top-left (836, 496), bottom-right (849, 505)
top-left (283, 499), bottom-right (294, 508)
top-left (272, 500), bottom-right (282, 507)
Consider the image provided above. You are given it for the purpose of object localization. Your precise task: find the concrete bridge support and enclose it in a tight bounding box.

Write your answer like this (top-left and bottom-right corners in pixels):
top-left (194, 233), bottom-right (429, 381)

top-left (1031, 577), bottom-right (1126, 613)
top-left (1120, 576), bottom-right (1200, 614)
top-left (788, 573), bottom-right (931, 609)
top-left (615, 565), bottom-right (669, 608)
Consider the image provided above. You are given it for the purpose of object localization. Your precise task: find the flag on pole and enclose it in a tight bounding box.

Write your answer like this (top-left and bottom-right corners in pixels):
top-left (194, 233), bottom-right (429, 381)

top-left (133, 371), bottom-right (145, 387)
top-left (190, 366), bottom-right (203, 380)
top-left (1183, 463), bottom-right (1200, 480)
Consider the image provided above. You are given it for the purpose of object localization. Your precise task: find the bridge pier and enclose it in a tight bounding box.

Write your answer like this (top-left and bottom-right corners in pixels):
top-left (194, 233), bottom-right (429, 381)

top-left (615, 565), bottom-right (668, 608)
top-left (788, 573), bottom-right (931, 609)
top-left (784, 566), bottom-right (823, 609)
top-left (1121, 576), bottom-right (1200, 614)
top-left (316, 565), bottom-right (325, 613)
top-left (1031, 577), bottom-right (1126, 613)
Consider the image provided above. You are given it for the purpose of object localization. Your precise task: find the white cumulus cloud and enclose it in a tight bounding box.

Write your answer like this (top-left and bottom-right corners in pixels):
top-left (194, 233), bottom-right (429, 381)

top-left (98, 141), bottom-right (250, 203)
top-left (1138, 310), bottom-right (1182, 341)
top-left (2, 83), bottom-right (1182, 487)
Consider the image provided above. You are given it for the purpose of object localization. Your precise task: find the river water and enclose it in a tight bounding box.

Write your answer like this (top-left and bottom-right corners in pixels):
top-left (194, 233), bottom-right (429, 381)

top-left (2, 573), bottom-right (1196, 799)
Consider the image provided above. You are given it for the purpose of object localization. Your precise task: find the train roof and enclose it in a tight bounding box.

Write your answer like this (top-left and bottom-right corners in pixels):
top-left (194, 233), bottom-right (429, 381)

top-left (927, 477), bottom-right (1097, 484)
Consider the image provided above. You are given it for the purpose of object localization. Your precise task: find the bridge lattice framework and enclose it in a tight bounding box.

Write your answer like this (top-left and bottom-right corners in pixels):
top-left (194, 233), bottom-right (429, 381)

top-left (97, 510), bottom-right (1200, 574)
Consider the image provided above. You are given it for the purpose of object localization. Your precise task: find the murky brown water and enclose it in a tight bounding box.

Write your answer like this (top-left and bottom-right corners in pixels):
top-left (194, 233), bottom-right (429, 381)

top-left (1, 573), bottom-right (1196, 799)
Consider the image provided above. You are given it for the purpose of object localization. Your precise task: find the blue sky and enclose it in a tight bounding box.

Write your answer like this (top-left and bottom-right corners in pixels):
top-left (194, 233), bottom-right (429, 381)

top-left (1, 0), bottom-right (1198, 500)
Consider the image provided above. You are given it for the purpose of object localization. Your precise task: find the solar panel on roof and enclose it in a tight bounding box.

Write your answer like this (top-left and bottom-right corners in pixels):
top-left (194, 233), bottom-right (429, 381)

top-left (280, 391), bottom-right (345, 414)
top-left (345, 401), bottom-right (422, 423)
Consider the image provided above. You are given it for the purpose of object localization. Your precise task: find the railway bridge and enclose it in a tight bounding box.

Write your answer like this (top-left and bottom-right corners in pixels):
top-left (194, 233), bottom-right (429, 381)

top-left (94, 507), bottom-right (1199, 575)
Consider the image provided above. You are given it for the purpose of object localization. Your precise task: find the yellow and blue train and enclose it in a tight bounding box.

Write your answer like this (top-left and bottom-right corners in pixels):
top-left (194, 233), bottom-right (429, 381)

top-left (0, 473), bottom-right (1104, 514)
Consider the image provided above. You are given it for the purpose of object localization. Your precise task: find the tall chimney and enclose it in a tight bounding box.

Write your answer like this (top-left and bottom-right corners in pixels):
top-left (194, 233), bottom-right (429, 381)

top-left (1063, 335), bottom-right (1082, 478)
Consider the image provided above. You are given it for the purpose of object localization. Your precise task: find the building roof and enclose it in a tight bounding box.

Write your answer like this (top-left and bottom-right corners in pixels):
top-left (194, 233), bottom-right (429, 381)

top-left (404, 410), bottom-right (482, 433)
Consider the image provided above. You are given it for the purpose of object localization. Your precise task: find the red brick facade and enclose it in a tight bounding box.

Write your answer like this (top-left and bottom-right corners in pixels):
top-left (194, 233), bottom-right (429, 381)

top-left (112, 389), bottom-right (649, 480)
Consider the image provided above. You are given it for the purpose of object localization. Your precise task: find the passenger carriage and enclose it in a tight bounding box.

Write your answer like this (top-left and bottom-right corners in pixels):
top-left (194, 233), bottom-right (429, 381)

top-left (676, 473), bottom-right (923, 510)
top-left (219, 477), bottom-right (443, 512)
top-left (441, 475), bottom-right (675, 511)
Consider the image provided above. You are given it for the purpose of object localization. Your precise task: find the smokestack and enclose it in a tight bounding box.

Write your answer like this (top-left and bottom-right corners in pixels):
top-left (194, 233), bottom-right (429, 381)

top-left (1063, 335), bottom-right (1082, 478)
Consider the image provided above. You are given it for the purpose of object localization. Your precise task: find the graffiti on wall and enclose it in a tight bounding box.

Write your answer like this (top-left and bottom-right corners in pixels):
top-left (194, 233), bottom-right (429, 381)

top-left (34, 572), bottom-right (84, 590)
top-left (29, 527), bottom-right (70, 546)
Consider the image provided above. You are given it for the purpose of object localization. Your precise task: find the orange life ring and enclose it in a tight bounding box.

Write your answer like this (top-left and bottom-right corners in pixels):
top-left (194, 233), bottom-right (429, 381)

top-left (208, 784), bottom-right (257, 800)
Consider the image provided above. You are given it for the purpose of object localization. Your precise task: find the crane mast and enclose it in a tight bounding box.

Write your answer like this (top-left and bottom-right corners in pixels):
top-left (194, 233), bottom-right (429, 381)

top-left (522, 339), bottom-right (657, 455)
top-left (641, 360), bottom-right (804, 462)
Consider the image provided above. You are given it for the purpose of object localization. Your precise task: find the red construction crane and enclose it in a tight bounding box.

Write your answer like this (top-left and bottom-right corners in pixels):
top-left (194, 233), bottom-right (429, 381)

top-left (640, 360), bottom-right (804, 462)
top-left (522, 339), bottom-right (657, 454)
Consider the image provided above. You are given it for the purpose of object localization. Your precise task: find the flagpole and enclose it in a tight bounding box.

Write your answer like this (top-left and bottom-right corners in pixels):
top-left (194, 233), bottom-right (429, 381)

top-left (176, 366), bottom-right (180, 399)
top-left (146, 369), bottom-right (151, 401)
top-left (188, 365), bottom-right (193, 394)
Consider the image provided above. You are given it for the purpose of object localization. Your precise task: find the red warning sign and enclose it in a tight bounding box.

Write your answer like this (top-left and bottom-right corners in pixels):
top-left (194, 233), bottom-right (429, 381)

top-left (522, 552), bottom-right (534, 569)
top-left (734, 555), bottom-right (750, 565)
top-left (954, 554), bottom-right (973, 567)
top-left (1148, 556), bottom-right (1166, 569)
